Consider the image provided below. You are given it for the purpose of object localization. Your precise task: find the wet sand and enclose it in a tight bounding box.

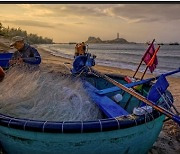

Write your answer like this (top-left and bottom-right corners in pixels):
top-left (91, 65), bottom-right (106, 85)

top-left (0, 39), bottom-right (179, 153)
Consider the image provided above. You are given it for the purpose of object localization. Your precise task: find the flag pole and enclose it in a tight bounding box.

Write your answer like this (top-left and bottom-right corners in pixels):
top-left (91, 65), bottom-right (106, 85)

top-left (140, 66), bottom-right (148, 80)
top-left (133, 60), bottom-right (143, 78)
top-left (133, 39), bottom-right (155, 78)
top-left (140, 45), bottom-right (161, 80)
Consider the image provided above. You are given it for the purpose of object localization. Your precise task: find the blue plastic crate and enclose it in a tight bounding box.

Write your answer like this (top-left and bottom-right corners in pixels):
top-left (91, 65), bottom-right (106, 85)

top-left (0, 53), bottom-right (13, 69)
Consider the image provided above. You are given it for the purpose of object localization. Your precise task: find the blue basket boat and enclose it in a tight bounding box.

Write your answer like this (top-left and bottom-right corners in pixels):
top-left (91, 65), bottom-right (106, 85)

top-left (0, 53), bottom-right (13, 69)
top-left (0, 71), bottom-right (175, 154)
top-left (0, 52), bottom-right (179, 154)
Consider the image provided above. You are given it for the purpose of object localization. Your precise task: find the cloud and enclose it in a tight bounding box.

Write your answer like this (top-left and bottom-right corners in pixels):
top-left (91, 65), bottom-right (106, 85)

top-left (16, 4), bottom-right (108, 18)
top-left (3, 4), bottom-right (180, 23)
top-left (15, 4), bottom-right (180, 24)
top-left (108, 4), bottom-right (180, 23)
top-left (2, 20), bottom-right (55, 28)
top-left (74, 22), bottom-right (85, 25)
top-left (16, 4), bottom-right (54, 17)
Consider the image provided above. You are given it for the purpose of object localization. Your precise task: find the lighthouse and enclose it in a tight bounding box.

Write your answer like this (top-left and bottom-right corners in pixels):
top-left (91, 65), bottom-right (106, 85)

top-left (117, 33), bottom-right (119, 39)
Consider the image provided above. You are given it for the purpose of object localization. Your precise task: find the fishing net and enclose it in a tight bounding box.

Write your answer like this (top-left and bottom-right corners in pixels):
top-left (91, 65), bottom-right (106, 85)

top-left (0, 65), bottom-right (103, 121)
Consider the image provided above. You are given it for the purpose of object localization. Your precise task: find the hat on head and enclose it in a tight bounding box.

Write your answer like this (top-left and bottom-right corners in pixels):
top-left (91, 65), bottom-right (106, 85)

top-left (10, 36), bottom-right (24, 46)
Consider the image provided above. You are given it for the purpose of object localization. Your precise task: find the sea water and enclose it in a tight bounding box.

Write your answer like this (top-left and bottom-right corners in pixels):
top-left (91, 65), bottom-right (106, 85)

top-left (39, 43), bottom-right (180, 77)
top-left (0, 66), bottom-right (102, 121)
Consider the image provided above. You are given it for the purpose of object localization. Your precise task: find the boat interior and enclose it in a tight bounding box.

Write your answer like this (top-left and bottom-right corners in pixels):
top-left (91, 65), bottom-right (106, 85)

top-left (82, 73), bottom-right (172, 119)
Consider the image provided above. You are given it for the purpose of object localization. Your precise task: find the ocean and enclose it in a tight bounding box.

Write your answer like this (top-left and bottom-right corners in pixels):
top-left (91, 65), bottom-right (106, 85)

top-left (39, 43), bottom-right (180, 77)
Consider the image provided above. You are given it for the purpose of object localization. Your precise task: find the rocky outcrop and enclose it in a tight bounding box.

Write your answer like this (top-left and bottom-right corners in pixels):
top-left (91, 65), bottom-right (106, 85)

top-left (86, 37), bottom-right (102, 43)
top-left (86, 36), bottom-right (135, 44)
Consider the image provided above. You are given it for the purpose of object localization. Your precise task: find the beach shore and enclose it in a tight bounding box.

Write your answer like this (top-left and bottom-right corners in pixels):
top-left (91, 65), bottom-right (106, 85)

top-left (0, 39), bottom-right (179, 153)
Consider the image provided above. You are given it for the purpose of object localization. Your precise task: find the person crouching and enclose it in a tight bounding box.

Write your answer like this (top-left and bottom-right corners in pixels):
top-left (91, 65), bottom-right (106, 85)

top-left (9, 36), bottom-right (41, 65)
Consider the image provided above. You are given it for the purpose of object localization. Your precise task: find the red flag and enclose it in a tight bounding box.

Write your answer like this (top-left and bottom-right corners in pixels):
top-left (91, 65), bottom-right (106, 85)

top-left (133, 39), bottom-right (159, 78)
top-left (147, 46), bottom-right (160, 73)
top-left (142, 39), bottom-right (158, 73)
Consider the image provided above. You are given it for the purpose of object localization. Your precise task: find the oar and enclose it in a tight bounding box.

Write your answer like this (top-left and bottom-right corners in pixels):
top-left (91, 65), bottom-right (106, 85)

top-left (127, 67), bottom-right (180, 88)
top-left (91, 68), bottom-right (180, 125)
top-left (97, 68), bottom-right (180, 95)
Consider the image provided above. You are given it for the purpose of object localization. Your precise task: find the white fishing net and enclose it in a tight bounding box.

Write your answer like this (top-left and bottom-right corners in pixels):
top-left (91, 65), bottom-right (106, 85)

top-left (0, 65), bottom-right (103, 121)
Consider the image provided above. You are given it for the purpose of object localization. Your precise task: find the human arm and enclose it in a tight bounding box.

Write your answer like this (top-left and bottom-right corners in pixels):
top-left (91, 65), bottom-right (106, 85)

top-left (9, 51), bottom-right (23, 65)
top-left (23, 47), bottom-right (41, 65)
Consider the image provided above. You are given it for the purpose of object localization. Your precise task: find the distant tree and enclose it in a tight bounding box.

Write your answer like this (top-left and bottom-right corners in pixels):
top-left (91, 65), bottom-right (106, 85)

top-left (0, 22), bottom-right (2, 31)
top-left (0, 22), bottom-right (2, 35)
top-left (0, 22), bottom-right (53, 44)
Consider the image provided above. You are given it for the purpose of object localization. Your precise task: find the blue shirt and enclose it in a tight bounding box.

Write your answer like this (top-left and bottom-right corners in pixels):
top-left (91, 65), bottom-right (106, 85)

top-left (13, 43), bottom-right (41, 65)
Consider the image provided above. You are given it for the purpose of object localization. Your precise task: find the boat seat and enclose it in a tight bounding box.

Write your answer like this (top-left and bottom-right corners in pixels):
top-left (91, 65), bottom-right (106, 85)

top-left (96, 81), bottom-right (140, 95)
top-left (96, 86), bottom-right (121, 95)
top-left (84, 82), bottom-right (129, 118)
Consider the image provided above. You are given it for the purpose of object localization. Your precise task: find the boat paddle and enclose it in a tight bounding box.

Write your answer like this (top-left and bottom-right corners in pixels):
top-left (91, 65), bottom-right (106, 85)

top-left (90, 68), bottom-right (180, 126)
top-left (96, 68), bottom-right (180, 95)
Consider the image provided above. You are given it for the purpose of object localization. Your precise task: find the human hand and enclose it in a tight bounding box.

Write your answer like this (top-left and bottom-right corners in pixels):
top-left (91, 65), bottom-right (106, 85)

top-left (16, 58), bottom-right (23, 64)
top-left (9, 59), bottom-right (17, 65)
top-left (9, 58), bottom-right (23, 65)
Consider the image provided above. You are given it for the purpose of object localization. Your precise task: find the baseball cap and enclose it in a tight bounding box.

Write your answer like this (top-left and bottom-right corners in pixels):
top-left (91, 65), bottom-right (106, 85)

top-left (10, 36), bottom-right (24, 46)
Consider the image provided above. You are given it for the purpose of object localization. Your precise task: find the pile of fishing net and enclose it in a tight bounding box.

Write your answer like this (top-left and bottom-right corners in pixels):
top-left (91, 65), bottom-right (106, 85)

top-left (0, 65), bottom-right (102, 121)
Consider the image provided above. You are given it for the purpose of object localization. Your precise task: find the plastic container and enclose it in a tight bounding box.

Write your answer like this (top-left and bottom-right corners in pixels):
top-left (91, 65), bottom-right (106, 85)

top-left (0, 53), bottom-right (13, 69)
top-left (113, 94), bottom-right (123, 102)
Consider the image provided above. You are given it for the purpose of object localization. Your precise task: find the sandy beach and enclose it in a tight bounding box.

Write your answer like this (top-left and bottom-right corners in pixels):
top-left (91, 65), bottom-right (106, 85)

top-left (0, 39), bottom-right (180, 153)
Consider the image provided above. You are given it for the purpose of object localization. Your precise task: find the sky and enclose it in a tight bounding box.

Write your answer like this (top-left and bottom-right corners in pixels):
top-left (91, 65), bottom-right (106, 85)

top-left (0, 4), bottom-right (180, 43)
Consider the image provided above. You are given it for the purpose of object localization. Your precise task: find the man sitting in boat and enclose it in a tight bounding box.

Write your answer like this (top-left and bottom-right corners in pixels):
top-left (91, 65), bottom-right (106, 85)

top-left (9, 36), bottom-right (41, 65)
top-left (74, 42), bottom-right (86, 57)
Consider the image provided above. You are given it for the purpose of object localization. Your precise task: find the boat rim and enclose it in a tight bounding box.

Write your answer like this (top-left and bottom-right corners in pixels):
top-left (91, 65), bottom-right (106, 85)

top-left (0, 74), bottom-right (164, 133)
top-left (0, 111), bottom-right (162, 133)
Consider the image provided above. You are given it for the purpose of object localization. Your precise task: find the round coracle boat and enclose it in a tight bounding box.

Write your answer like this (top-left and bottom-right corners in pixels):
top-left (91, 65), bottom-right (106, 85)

top-left (0, 72), bottom-right (174, 154)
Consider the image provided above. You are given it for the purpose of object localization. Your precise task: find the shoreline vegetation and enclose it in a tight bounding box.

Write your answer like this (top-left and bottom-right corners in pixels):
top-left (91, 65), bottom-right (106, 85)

top-left (0, 22), bottom-right (53, 44)
top-left (0, 36), bottom-right (180, 153)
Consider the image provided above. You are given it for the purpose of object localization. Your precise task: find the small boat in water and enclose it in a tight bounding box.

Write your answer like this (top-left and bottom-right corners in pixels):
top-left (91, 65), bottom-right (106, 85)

top-left (0, 48), bottom-right (180, 154)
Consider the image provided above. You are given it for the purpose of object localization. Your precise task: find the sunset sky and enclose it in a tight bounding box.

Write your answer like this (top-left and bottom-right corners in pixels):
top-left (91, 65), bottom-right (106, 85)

top-left (0, 4), bottom-right (180, 43)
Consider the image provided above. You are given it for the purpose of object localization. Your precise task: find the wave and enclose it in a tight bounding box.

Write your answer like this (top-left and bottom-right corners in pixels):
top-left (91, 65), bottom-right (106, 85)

top-left (38, 44), bottom-right (180, 77)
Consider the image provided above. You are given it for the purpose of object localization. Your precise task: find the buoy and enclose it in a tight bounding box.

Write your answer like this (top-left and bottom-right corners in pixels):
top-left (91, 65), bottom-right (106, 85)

top-left (0, 66), bottom-right (5, 82)
top-left (113, 94), bottom-right (123, 102)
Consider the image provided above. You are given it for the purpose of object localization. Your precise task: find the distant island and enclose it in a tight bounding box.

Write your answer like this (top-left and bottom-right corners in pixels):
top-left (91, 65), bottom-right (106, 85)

top-left (169, 42), bottom-right (179, 45)
top-left (85, 36), bottom-right (136, 44)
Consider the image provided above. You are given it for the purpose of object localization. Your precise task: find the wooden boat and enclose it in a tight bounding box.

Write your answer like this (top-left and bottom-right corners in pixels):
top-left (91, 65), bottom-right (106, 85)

top-left (0, 66), bottom-right (5, 82)
top-left (0, 53), bottom-right (179, 154)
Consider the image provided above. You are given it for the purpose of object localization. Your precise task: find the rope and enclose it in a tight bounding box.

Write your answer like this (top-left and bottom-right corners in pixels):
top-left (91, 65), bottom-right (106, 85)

top-left (142, 105), bottom-right (155, 129)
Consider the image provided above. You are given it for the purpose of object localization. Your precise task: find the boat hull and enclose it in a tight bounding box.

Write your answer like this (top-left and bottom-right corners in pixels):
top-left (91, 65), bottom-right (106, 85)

top-left (0, 66), bottom-right (5, 82)
top-left (0, 115), bottom-right (165, 154)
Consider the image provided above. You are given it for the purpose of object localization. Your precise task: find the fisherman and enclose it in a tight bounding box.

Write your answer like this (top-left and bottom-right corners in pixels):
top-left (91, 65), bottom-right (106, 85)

top-left (74, 42), bottom-right (86, 57)
top-left (9, 36), bottom-right (41, 65)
